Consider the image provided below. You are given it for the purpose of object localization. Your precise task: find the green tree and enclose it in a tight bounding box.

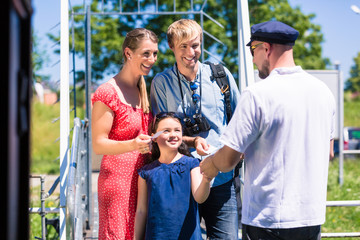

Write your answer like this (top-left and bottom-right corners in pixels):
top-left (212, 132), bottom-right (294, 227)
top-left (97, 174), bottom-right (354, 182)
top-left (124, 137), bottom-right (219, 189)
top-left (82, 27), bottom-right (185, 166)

top-left (48, 0), bottom-right (330, 83)
top-left (249, 0), bottom-right (330, 69)
top-left (32, 30), bottom-right (50, 83)
top-left (346, 52), bottom-right (360, 93)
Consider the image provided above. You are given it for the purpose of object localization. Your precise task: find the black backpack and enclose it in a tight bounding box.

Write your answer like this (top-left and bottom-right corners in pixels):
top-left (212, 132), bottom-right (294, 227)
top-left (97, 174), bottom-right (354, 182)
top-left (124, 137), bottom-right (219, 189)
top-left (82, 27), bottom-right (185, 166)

top-left (206, 62), bottom-right (232, 124)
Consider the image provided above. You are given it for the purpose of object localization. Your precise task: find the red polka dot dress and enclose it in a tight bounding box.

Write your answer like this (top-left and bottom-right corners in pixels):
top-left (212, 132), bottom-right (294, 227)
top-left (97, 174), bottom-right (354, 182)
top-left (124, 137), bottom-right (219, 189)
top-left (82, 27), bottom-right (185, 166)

top-left (92, 82), bottom-right (152, 240)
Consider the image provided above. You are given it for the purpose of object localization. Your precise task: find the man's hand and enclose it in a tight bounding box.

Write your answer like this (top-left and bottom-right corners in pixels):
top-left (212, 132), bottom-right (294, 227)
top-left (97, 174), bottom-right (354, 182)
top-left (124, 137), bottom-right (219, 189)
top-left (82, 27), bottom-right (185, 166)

top-left (200, 155), bottom-right (219, 179)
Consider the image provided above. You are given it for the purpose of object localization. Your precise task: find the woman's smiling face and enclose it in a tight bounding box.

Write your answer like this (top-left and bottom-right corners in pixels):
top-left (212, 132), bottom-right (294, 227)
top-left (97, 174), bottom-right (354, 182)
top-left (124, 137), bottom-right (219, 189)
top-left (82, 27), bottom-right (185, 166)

top-left (126, 39), bottom-right (158, 76)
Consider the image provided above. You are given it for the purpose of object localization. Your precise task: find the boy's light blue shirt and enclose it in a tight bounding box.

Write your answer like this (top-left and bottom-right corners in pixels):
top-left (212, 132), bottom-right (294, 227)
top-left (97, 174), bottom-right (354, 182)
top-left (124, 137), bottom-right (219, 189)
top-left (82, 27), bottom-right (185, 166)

top-left (150, 62), bottom-right (240, 187)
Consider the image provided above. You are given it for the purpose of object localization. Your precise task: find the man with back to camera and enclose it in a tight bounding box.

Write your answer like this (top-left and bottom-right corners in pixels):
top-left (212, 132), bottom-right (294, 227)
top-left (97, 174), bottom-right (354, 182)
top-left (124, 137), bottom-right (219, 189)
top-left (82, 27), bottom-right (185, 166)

top-left (200, 20), bottom-right (335, 240)
top-left (150, 19), bottom-right (241, 239)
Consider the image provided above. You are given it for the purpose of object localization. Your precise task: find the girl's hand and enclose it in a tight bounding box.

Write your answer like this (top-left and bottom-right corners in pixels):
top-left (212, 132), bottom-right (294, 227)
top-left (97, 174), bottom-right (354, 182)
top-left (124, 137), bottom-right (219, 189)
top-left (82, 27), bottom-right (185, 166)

top-left (134, 134), bottom-right (152, 154)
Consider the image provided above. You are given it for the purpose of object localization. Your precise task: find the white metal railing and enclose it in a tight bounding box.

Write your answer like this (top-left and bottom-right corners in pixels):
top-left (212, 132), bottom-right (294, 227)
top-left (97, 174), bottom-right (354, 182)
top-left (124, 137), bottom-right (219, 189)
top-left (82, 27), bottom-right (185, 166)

top-left (343, 149), bottom-right (360, 155)
top-left (322, 200), bottom-right (360, 238)
top-left (322, 232), bottom-right (360, 238)
top-left (326, 200), bottom-right (360, 207)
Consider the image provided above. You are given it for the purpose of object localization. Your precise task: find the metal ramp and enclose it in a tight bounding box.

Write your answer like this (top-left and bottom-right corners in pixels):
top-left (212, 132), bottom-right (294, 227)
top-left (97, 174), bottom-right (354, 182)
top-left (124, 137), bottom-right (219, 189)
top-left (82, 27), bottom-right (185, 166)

top-left (58, 0), bottom-right (253, 239)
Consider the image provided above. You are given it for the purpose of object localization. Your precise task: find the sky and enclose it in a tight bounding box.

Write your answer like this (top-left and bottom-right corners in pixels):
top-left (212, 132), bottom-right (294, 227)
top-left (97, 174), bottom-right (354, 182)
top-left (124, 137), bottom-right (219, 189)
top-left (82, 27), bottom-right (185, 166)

top-left (32, 0), bottom-right (360, 85)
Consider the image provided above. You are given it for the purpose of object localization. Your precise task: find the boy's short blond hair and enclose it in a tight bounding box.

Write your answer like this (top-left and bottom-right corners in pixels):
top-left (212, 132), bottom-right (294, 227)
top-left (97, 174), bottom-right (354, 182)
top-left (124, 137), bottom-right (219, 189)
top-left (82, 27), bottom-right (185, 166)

top-left (167, 19), bottom-right (203, 48)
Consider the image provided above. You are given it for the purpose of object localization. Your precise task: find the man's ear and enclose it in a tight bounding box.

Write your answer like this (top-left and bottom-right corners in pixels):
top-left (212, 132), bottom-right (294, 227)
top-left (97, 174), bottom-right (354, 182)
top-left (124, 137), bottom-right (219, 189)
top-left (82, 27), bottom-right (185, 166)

top-left (264, 42), bottom-right (272, 56)
top-left (168, 41), bottom-right (174, 51)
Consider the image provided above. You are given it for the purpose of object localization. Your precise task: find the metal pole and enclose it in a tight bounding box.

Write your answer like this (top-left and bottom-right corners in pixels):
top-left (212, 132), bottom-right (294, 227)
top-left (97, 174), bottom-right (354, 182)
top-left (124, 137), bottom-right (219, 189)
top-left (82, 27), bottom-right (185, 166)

top-left (72, 10), bottom-right (77, 118)
top-left (200, 11), bottom-right (204, 63)
top-left (237, 0), bottom-right (242, 90)
top-left (335, 63), bottom-right (344, 185)
top-left (40, 176), bottom-right (46, 239)
top-left (237, 0), bottom-right (254, 91)
top-left (85, 5), bottom-right (93, 229)
top-left (60, 0), bottom-right (70, 238)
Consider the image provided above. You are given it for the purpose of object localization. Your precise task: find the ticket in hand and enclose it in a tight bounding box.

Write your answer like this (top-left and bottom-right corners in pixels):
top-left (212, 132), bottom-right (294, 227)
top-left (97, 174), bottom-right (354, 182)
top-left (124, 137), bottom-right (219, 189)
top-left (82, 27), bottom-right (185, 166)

top-left (203, 145), bottom-right (218, 155)
top-left (151, 130), bottom-right (164, 139)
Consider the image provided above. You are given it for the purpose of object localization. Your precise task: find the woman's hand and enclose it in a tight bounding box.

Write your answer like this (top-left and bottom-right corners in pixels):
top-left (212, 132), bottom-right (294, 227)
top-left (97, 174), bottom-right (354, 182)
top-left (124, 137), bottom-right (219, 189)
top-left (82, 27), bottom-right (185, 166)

top-left (133, 134), bottom-right (152, 154)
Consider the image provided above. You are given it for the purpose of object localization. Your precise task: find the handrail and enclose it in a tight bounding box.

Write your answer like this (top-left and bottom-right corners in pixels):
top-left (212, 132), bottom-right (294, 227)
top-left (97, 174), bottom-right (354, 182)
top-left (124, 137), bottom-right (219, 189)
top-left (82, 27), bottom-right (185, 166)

top-left (66, 118), bottom-right (81, 239)
top-left (323, 200), bottom-right (360, 238)
top-left (45, 176), bottom-right (60, 198)
top-left (322, 232), bottom-right (360, 238)
top-left (29, 175), bottom-right (61, 239)
top-left (343, 149), bottom-right (360, 154)
top-left (66, 117), bottom-right (90, 239)
top-left (326, 200), bottom-right (360, 207)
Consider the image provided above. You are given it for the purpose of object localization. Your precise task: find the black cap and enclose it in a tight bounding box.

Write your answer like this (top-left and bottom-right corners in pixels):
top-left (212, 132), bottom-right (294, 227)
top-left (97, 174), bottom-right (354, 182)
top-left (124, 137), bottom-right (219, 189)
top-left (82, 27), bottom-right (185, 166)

top-left (246, 21), bottom-right (299, 46)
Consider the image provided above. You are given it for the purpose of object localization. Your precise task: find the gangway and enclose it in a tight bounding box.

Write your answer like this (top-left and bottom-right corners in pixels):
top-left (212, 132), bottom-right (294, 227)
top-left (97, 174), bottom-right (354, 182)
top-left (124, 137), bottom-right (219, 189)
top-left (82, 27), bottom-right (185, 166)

top-left (58, 0), bottom-right (253, 239)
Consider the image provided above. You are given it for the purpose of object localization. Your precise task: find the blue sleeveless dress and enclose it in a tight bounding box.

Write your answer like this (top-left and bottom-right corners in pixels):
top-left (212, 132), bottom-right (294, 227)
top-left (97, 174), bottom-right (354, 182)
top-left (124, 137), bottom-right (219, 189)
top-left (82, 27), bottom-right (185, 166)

top-left (138, 155), bottom-right (202, 240)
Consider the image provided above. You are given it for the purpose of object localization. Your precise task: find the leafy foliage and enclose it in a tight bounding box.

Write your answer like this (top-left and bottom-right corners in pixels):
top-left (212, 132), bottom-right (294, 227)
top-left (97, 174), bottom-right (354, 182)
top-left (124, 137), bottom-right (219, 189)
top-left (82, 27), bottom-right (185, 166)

top-left (249, 0), bottom-right (330, 69)
top-left (47, 0), bottom-right (330, 85)
top-left (346, 52), bottom-right (360, 93)
top-left (32, 30), bottom-right (50, 82)
top-left (344, 99), bottom-right (360, 127)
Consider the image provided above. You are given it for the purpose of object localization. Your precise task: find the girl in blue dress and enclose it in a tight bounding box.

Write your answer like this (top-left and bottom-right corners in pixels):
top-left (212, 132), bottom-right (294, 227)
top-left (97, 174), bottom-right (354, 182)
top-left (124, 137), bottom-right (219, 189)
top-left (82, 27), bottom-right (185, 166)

top-left (134, 112), bottom-right (212, 240)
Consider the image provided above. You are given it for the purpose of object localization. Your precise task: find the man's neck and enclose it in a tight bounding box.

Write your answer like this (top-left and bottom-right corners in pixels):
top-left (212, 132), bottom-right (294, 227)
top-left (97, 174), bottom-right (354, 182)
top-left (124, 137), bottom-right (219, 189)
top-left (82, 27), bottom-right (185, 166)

top-left (177, 63), bottom-right (199, 82)
top-left (269, 49), bottom-right (296, 72)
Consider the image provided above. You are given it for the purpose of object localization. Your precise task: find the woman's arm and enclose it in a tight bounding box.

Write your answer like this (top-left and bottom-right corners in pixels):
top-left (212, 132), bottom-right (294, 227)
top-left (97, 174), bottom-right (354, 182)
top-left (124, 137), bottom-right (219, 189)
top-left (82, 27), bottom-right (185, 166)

top-left (191, 166), bottom-right (212, 204)
top-left (134, 176), bottom-right (148, 240)
top-left (92, 101), bottom-right (151, 155)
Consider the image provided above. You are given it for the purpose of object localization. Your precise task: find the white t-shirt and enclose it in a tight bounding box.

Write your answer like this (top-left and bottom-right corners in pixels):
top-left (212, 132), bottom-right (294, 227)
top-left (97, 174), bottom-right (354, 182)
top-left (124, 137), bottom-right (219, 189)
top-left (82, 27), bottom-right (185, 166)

top-left (221, 66), bottom-right (335, 228)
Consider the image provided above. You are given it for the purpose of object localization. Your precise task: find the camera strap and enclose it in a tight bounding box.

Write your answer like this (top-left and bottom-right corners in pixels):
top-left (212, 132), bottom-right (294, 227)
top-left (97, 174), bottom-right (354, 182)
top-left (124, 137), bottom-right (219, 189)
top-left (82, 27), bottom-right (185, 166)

top-left (175, 63), bottom-right (202, 117)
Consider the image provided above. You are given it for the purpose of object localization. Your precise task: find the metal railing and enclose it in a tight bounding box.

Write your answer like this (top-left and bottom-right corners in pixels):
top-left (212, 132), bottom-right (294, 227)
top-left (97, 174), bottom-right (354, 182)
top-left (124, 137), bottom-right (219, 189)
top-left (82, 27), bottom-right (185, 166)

top-left (66, 117), bottom-right (91, 239)
top-left (323, 149), bottom-right (360, 238)
top-left (29, 175), bottom-right (60, 239)
top-left (322, 200), bottom-right (360, 238)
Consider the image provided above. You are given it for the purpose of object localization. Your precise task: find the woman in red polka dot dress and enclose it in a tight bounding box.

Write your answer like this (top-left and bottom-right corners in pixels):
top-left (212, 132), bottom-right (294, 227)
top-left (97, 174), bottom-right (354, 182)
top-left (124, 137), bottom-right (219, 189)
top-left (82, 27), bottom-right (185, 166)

top-left (91, 28), bottom-right (158, 240)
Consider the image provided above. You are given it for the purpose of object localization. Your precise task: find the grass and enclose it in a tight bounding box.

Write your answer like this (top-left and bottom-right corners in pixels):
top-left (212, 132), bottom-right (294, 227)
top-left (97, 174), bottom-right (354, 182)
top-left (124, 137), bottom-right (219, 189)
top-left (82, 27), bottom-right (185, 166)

top-left (323, 157), bottom-right (360, 239)
top-left (31, 99), bottom-right (85, 174)
top-left (31, 101), bottom-right (60, 174)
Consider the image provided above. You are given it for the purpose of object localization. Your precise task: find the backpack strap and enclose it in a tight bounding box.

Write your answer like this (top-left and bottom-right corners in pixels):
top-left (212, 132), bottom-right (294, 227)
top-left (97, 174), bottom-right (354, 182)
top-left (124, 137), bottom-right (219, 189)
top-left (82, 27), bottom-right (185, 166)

top-left (207, 62), bottom-right (232, 124)
top-left (206, 62), bottom-right (243, 229)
